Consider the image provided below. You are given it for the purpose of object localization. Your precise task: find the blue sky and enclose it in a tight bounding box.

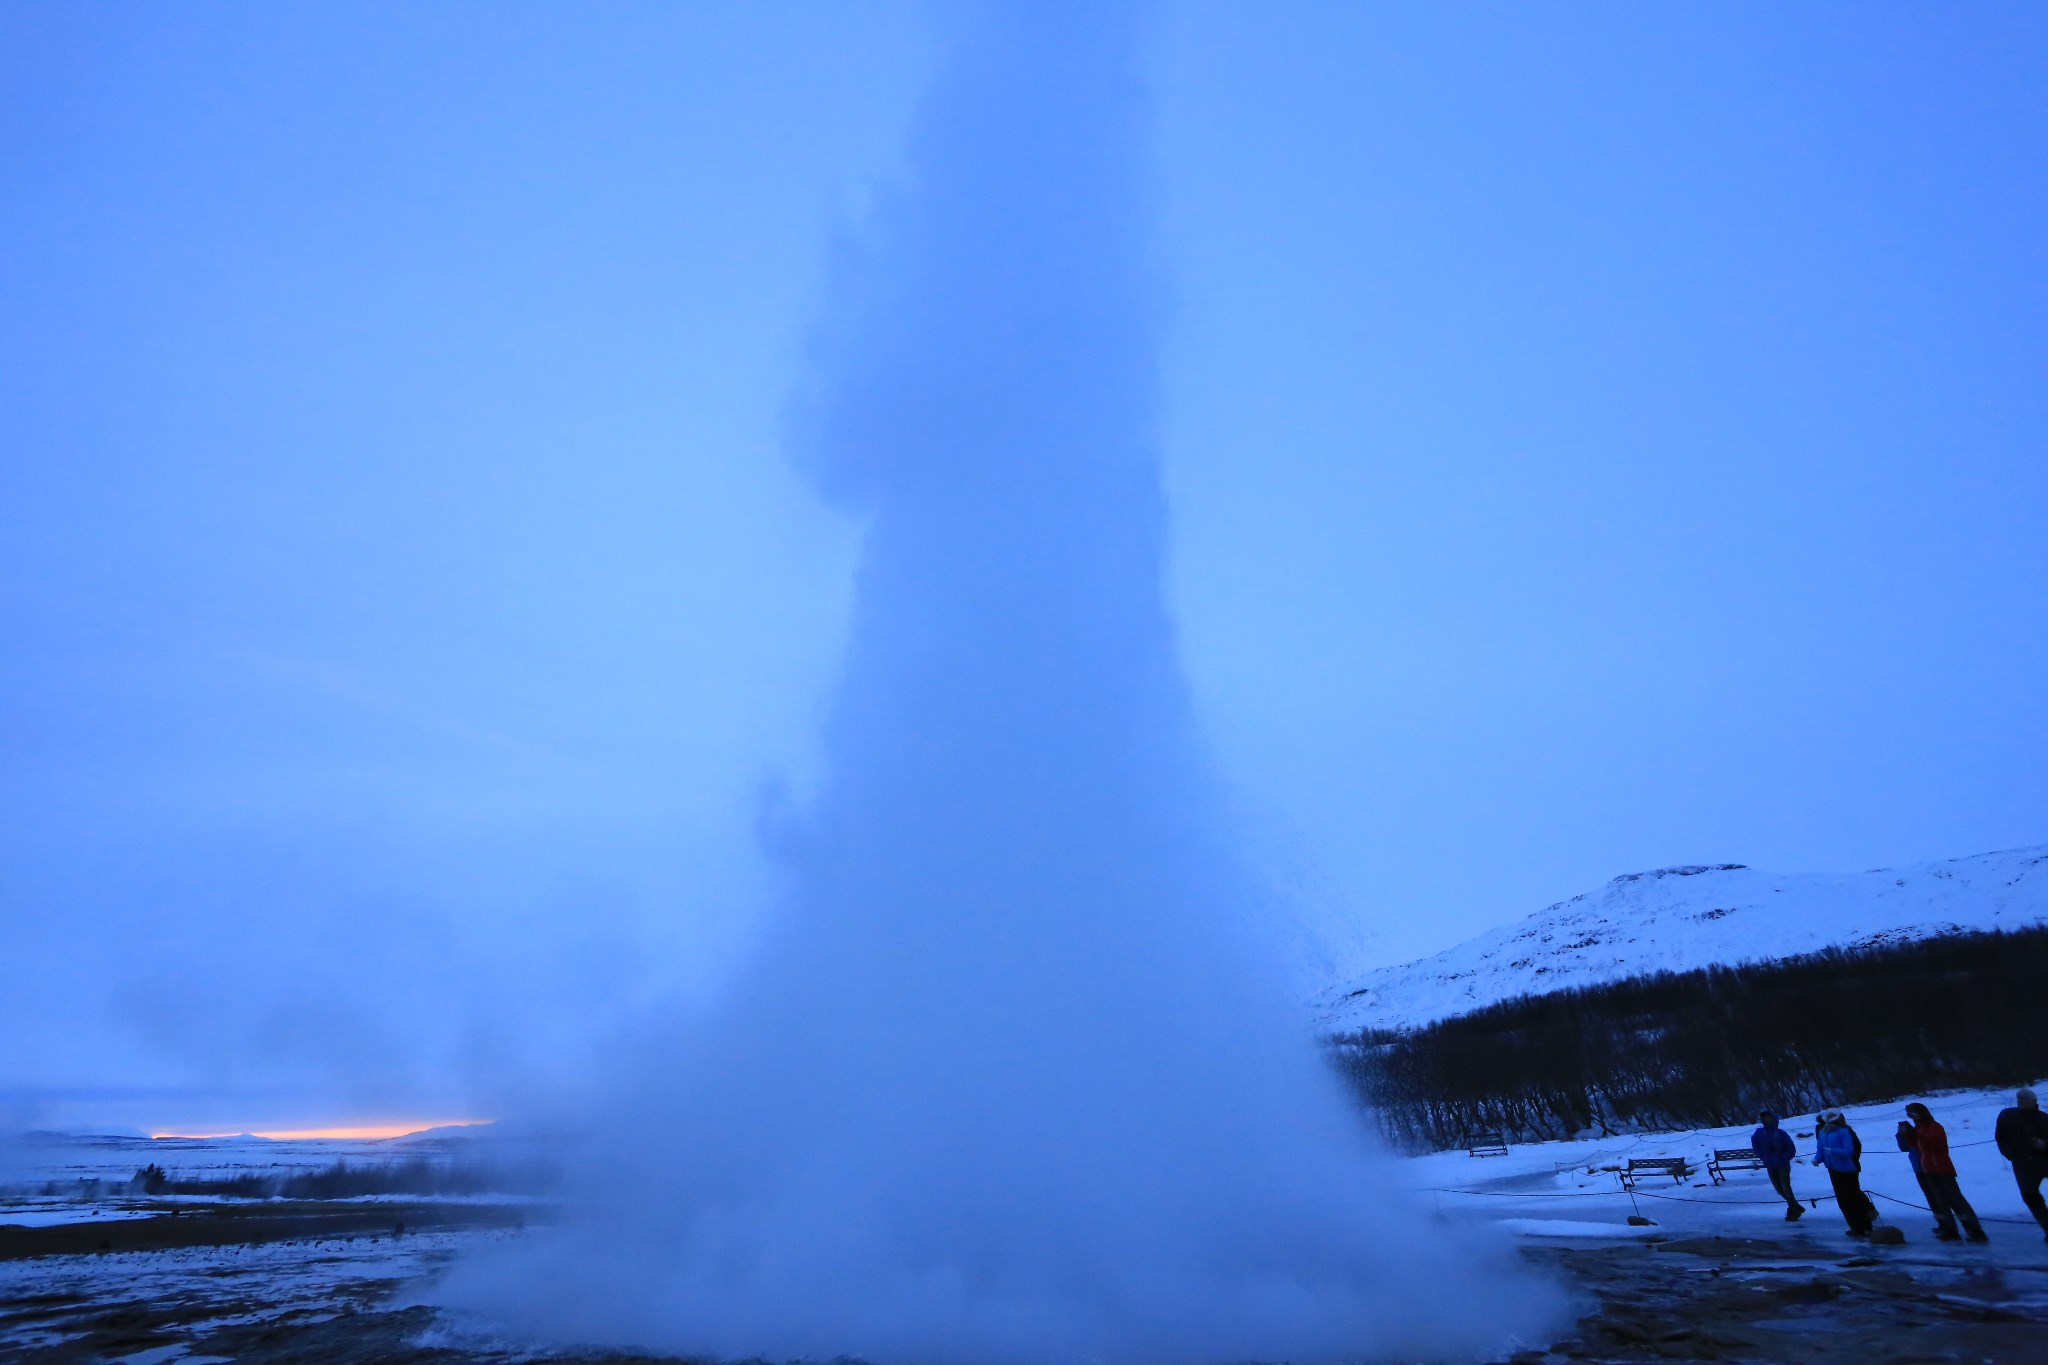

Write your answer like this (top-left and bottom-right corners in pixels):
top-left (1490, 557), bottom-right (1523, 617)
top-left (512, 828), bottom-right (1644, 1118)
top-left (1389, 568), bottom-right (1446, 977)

top-left (4, 2), bottom-right (2044, 1131)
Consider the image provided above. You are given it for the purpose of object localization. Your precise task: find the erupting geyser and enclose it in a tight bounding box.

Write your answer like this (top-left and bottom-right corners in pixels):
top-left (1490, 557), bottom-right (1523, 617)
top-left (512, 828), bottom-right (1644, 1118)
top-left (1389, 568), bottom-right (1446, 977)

top-left (446, 2), bottom-right (1559, 1359)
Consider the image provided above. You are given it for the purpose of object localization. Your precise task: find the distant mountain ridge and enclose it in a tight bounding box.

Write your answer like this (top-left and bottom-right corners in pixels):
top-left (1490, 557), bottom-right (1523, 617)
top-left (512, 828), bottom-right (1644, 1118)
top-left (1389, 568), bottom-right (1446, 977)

top-left (1315, 844), bottom-right (2048, 1034)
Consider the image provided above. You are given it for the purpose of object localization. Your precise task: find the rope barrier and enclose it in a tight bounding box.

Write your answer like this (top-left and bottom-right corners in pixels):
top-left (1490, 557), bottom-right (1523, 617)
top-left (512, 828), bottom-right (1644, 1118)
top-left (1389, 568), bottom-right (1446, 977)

top-left (1423, 1187), bottom-right (1617, 1200)
top-left (1635, 1188), bottom-right (1818, 1207)
top-left (1422, 1185), bottom-right (1797, 1206)
top-left (1420, 1178), bottom-right (2047, 1227)
top-left (1864, 1185), bottom-right (2046, 1227)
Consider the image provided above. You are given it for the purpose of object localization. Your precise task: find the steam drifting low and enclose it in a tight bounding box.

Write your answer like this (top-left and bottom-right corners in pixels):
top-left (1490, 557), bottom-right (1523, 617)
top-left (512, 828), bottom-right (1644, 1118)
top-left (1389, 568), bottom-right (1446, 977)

top-left (446, 3), bottom-right (1559, 1360)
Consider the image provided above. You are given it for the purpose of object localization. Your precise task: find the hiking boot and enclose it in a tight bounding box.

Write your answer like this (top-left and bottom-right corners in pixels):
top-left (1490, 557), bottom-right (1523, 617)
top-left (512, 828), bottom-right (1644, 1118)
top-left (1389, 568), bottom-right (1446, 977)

top-left (1934, 1231), bottom-right (1961, 1242)
top-left (1965, 1230), bottom-right (1989, 1243)
top-left (1784, 1206), bottom-right (1803, 1221)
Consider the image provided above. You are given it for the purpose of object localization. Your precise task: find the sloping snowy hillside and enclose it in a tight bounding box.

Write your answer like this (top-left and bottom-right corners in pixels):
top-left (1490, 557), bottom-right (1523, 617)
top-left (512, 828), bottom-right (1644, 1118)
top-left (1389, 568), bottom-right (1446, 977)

top-left (1315, 845), bottom-right (2048, 1034)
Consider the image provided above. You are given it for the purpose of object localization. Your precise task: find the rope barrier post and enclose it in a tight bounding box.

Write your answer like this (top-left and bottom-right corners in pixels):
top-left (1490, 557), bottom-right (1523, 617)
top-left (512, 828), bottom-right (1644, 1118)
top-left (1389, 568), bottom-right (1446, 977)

top-left (1618, 1172), bottom-right (1643, 1221)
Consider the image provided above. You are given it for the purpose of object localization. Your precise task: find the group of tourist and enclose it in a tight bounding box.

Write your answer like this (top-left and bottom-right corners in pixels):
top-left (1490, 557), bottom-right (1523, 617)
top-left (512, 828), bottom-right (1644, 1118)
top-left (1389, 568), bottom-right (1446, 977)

top-left (1746, 1087), bottom-right (2048, 1242)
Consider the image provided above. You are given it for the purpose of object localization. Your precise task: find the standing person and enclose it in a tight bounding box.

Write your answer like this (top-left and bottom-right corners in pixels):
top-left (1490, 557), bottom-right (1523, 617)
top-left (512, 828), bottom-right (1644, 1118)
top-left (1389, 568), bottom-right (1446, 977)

top-left (1812, 1110), bottom-right (1875, 1238)
top-left (1751, 1110), bottom-right (1804, 1220)
top-left (1994, 1087), bottom-right (2048, 1240)
top-left (1896, 1118), bottom-right (1939, 1217)
top-left (1906, 1103), bottom-right (1987, 1243)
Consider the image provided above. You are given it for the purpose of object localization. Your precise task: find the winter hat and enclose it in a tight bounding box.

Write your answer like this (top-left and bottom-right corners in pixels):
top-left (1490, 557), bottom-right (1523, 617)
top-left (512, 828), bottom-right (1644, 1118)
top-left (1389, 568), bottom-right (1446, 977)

top-left (1758, 1110), bottom-right (1778, 1122)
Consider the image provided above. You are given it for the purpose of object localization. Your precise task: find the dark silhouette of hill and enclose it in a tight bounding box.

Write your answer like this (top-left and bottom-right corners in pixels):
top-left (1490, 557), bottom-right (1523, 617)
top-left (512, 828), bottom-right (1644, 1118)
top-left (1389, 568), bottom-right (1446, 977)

top-left (1335, 924), bottom-right (2048, 1149)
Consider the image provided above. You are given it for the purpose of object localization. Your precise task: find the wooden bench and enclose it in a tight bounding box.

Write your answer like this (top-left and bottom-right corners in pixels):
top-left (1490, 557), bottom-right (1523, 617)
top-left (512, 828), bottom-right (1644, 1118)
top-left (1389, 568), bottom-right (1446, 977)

top-left (1464, 1130), bottom-right (1509, 1158)
top-left (1619, 1157), bottom-right (1693, 1189)
top-left (1706, 1148), bottom-right (1765, 1185)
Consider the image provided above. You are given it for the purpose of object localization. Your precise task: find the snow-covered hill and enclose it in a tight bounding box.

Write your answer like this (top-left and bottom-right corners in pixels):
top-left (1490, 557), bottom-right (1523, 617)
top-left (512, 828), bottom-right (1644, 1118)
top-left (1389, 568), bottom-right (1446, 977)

top-left (1315, 845), bottom-right (2048, 1034)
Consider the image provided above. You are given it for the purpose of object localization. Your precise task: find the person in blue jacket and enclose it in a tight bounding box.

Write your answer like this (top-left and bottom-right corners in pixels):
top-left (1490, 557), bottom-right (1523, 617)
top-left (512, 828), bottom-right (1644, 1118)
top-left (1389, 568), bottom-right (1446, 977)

top-left (1750, 1110), bottom-right (1804, 1220)
top-left (1812, 1109), bottom-right (1876, 1237)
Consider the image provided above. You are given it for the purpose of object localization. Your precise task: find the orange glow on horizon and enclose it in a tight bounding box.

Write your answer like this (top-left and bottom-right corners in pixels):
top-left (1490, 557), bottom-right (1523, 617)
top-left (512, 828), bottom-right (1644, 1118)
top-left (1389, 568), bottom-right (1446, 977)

top-left (148, 1120), bottom-right (489, 1141)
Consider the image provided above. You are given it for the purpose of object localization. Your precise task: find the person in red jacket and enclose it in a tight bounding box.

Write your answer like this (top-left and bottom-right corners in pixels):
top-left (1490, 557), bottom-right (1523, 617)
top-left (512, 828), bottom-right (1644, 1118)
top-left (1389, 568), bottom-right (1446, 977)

top-left (1906, 1102), bottom-right (1987, 1243)
top-left (1896, 1119), bottom-right (1940, 1212)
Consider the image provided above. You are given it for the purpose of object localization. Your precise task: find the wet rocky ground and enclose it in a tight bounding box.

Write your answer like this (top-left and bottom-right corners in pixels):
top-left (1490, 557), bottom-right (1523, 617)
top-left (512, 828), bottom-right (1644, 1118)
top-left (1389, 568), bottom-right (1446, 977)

top-left (2, 1206), bottom-right (2043, 1363)
top-left (1514, 1231), bottom-right (2048, 1363)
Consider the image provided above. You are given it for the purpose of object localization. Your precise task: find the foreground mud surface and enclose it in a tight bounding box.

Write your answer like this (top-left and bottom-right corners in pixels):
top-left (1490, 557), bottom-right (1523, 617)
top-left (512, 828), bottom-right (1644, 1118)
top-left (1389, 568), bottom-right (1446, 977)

top-left (2, 1207), bottom-right (2044, 1363)
top-left (1515, 1232), bottom-right (2048, 1363)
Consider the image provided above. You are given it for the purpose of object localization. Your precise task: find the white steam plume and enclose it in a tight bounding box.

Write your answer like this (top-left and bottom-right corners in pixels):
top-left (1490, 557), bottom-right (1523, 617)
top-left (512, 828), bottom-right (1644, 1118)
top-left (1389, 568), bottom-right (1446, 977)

top-left (443, 3), bottom-right (1561, 1360)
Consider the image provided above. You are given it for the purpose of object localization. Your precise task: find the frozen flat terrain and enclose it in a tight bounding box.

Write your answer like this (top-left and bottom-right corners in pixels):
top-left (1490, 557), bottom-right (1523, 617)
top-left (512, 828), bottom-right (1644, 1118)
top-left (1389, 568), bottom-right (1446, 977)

top-left (4, 1087), bottom-right (2044, 1362)
top-left (1, 1225), bottom-right (497, 1360)
top-left (1399, 1085), bottom-right (2048, 1246)
top-left (1317, 845), bottom-right (2048, 1032)
top-left (0, 1125), bottom-right (524, 1189)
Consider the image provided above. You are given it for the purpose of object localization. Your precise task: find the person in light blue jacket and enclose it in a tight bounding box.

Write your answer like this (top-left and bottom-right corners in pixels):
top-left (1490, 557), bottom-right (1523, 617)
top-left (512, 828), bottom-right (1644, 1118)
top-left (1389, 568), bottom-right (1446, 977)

top-left (1812, 1110), bottom-right (1875, 1237)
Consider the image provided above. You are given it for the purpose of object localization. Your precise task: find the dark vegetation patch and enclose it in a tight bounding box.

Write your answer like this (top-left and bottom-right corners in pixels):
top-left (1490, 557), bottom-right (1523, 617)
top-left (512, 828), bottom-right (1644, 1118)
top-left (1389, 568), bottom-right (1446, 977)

top-left (1334, 925), bottom-right (2048, 1150)
top-left (122, 1155), bottom-right (558, 1201)
top-left (0, 1200), bottom-right (535, 1261)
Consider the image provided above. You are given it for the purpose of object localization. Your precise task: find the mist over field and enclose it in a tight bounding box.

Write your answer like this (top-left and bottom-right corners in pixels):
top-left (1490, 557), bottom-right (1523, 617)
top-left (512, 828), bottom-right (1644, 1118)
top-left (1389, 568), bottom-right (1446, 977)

top-left (438, 3), bottom-right (1557, 1360)
top-left (4, 0), bottom-right (2043, 1253)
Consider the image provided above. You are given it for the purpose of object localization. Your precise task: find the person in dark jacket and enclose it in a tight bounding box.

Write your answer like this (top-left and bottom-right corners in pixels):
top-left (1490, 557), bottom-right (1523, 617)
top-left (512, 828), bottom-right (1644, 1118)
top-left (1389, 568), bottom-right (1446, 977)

top-left (1896, 1118), bottom-right (1938, 1209)
top-left (1812, 1109), bottom-right (1876, 1237)
top-left (1994, 1087), bottom-right (2048, 1239)
top-left (1751, 1110), bottom-right (1803, 1220)
top-left (1906, 1102), bottom-right (1986, 1242)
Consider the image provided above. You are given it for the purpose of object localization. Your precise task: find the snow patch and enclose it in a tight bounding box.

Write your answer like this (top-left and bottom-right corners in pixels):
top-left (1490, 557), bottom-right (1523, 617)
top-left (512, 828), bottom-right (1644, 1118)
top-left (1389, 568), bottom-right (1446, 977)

top-left (1316, 845), bottom-right (2048, 1032)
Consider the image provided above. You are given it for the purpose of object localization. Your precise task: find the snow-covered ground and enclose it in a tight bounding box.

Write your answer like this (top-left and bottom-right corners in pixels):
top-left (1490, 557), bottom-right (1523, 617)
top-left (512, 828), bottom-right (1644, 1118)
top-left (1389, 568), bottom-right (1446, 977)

top-left (1398, 1083), bottom-right (2048, 1264)
top-left (3, 1086), bottom-right (2043, 1359)
top-left (9, 1091), bottom-right (2041, 1255)
top-left (0, 1127), bottom-right (543, 1359)
top-left (1317, 845), bottom-right (2048, 1033)
top-left (0, 1224), bottom-right (498, 1357)
top-left (1, 1130), bottom-right (427, 1190)
top-left (0, 1124), bottom-right (546, 1193)
top-left (0, 1126), bottom-right (551, 1246)
top-left (11, 1088), bottom-right (2041, 1253)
